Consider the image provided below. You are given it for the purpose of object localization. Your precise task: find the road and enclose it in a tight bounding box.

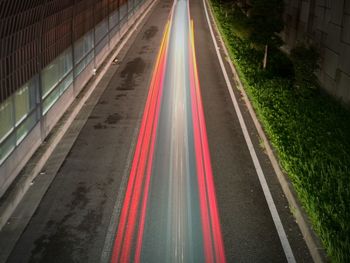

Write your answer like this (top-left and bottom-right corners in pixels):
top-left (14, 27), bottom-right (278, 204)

top-left (4, 0), bottom-right (312, 262)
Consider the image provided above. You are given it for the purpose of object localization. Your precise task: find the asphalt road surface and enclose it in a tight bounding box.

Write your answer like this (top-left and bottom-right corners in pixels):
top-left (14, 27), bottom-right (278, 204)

top-left (5, 0), bottom-right (312, 262)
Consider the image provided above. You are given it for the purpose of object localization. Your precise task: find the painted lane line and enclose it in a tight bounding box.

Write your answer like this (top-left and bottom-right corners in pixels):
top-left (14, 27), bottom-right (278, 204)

top-left (188, 17), bottom-right (214, 263)
top-left (206, 3), bottom-right (326, 263)
top-left (190, 20), bottom-right (226, 263)
top-left (189, 13), bottom-right (226, 262)
top-left (189, 47), bottom-right (214, 262)
top-left (120, 45), bottom-right (162, 262)
top-left (202, 0), bottom-right (296, 262)
top-left (134, 22), bottom-right (170, 263)
top-left (111, 20), bottom-right (171, 263)
top-left (119, 34), bottom-right (166, 261)
top-left (114, 39), bottom-right (162, 262)
top-left (117, 24), bottom-right (169, 262)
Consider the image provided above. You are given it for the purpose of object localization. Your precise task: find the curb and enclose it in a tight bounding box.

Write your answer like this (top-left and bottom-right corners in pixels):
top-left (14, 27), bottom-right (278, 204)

top-left (204, 0), bottom-right (328, 262)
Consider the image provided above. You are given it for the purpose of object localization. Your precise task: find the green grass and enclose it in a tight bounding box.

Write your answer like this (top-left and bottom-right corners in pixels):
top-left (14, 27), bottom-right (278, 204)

top-left (218, 6), bottom-right (251, 39)
top-left (209, 1), bottom-right (350, 262)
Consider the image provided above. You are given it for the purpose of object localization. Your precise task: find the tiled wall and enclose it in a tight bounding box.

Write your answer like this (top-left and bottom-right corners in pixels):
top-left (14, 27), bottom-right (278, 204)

top-left (282, 0), bottom-right (350, 104)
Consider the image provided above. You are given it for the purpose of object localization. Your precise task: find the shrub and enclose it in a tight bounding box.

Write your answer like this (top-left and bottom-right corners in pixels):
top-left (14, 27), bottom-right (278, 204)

top-left (290, 45), bottom-right (320, 97)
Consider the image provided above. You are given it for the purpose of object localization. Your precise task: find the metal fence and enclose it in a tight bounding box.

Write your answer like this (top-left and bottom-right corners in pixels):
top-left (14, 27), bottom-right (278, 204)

top-left (0, 0), bottom-right (145, 165)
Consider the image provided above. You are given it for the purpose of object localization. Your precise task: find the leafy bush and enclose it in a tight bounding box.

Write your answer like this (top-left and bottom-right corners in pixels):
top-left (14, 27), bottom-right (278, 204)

top-left (210, 0), bottom-right (350, 262)
top-left (266, 47), bottom-right (294, 79)
top-left (291, 45), bottom-right (320, 97)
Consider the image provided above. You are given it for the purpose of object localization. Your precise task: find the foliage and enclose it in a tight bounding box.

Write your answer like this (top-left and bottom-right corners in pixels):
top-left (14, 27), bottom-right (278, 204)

top-left (215, 2), bottom-right (251, 39)
top-left (290, 45), bottom-right (320, 97)
top-left (248, 0), bottom-right (285, 47)
top-left (215, 0), bottom-right (285, 69)
top-left (210, 0), bottom-right (350, 262)
top-left (266, 47), bottom-right (294, 79)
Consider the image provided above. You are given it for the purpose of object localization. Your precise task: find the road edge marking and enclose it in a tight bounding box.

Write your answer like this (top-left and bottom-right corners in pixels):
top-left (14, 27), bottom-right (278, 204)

top-left (201, 0), bottom-right (296, 262)
top-left (203, 1), bottom-right (327, 262)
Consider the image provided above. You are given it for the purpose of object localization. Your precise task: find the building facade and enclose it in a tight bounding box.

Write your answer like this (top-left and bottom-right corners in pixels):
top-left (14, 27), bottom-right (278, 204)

top-left (0, 0), bottom-right (146, 197)
top-left (282, 0), bottom-right (350, 104)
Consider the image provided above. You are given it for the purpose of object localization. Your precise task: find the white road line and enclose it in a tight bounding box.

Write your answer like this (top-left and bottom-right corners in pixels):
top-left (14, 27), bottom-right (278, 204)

top-left (202, 0), bottom-right (296, 262)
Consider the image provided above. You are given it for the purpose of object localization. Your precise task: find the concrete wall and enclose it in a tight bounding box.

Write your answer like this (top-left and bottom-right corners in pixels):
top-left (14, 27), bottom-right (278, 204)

top-left (282, 0), bottom-right (350, 104)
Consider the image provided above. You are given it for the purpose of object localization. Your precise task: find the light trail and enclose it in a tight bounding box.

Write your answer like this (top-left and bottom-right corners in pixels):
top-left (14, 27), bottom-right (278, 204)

top-left (110, 1), bottom-right (226, 262)
top-left (189, 19), bottom-right (226, 263)
top-left (111, 20), bottom-right (171, 263)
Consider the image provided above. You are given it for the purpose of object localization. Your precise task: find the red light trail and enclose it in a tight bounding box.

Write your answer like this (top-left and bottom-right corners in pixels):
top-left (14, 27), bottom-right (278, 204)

top-left (110, 1), bottom-right (226, 262)
top-left (111, 21), bottom-right (171, 263)
top-left (189, 19), bottom-right (226, 263)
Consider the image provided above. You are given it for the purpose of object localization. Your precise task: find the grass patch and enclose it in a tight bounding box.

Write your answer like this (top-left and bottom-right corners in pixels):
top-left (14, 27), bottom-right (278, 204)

top-left (209, 1), bottom-right (350, 262)
top-left (220, 6), bottom-right (251, 39)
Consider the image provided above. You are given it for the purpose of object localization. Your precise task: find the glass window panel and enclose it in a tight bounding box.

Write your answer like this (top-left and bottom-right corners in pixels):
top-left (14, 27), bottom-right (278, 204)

top-left (109, 9), bottom-right (119, 29)
top-left (42, 86), bottom-right (60, 114)
top-left (14, 78), bottom-right (37, 125)
top-left (41, 62), bottom-right (60, 96)
top-left (128, 0), bottom-right (135, 12)
top-left (74, 31), bottom-right (94, 64)
top-left (61, 50), bottom-right (73, 80)
top-left (74, 39), bottom-right (84, 63)
top-left (120, 4), bottom-right (128, 22)
top-left (0, 98), bottom-right (14, 142)
top-left (86, 49), bottom-right (94, 65)
top-left (16, 110), bottom-right (37, 145)
top-left (60, 72), bottom-right (73, 93)
top-left (42, 72), bottom-right (73, 115)
top-left (110, 24), bottom-right (119, 39)
top-left (95, 19), bottom-right (108, 44)
top-left (14, 85), bottom-right (29, 124)
top-left (0, 132), bottom-right (15, 165)
top-left (41, 48), bottom-right (73, 98)
top-left (74, 51), bottom-right (94, 77)
top-left (95, 35), bottom-right (108, 55)
top-left (75, 59), bottom-right (86, 77)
